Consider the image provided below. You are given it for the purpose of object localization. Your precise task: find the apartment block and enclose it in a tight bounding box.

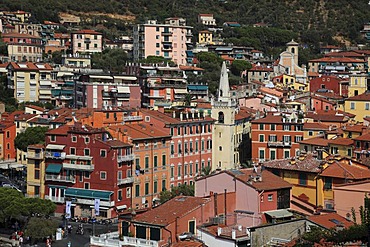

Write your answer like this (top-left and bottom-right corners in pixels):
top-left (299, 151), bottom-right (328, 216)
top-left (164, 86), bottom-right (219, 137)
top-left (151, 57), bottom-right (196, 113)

top-left (71, 29), bottom-right (103, 54)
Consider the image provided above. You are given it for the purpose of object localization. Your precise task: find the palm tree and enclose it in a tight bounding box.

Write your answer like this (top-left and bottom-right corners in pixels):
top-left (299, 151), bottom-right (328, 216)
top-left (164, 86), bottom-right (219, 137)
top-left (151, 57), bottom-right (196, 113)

top-left (201, 166), bottom-right (212, 176)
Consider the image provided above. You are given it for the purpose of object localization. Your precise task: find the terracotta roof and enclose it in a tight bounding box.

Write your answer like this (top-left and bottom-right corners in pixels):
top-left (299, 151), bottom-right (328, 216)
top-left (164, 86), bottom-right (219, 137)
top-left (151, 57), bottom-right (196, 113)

top-left (133, 196), bottom-right (211, 226)
top-left (248, 65), bottom-right (273, 72)
top-left (327, 137), bottom-right (354, 146)
top-left (46, 124), bottom-right (70, 135)
top-left (299, 137), bottom-right (329, 147)
top-left (305, 111), bottom-right (351, 123)
top-left (140, 109), bottom-right (214, 126)
top-left (308, 213), bottom-right (354, 230)
top-left (252, 114), bottom-right (283, 124)
top-left (324, 51), bottom-right (365, 58)
top-left (320, 160), bottom-right (370, 179)
top-left (258, 87), bottom-right (284, 97)
top-left (200, 224), bottom-right (249, 240)
top-left (309, 57), bottom-right (365, 63)
top-left (47, 123), bottom-right (106, 136)
top-left (303, 122), bottom-right (330, 131)
top-left (172, 240), bottom-right (204, 247)
top-left (2, 32), bottom-right (41, 39)
top-left (28, 144), bottom-right (44, 149)
top-left (353, 133), bottom-right (370, 141)
top-left (226, 168), bottom-right (292, 191)
top-left (72, 29), bottom-right (102, 35)
top-left (14, 113), bottom-right (37, 121)
top-left (343, 124), bottom-right (367, 133)
top-left (235, 108), bottom-right (252, 121)
top-left (347, 92), bottom-right (370, 101)
top-left (110, 123), bottom-right (171, 140)
top-left (263, 153), bottom-right (322, 173)
top-left (103, 140), bottom-right (131, 148)
top-left (179, 65), bottom-right (204, 71)
top-left (25, 105), bottom-right (45, 112)
top-left (8, 62), bottom-right (52, 71)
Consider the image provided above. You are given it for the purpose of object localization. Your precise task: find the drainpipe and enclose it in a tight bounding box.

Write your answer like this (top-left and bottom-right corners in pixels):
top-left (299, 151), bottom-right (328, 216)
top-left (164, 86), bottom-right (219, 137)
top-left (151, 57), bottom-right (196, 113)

top-left (224, 189), bottom-right (227, 225)
top-left (163, 226), bottom-right (172, 246)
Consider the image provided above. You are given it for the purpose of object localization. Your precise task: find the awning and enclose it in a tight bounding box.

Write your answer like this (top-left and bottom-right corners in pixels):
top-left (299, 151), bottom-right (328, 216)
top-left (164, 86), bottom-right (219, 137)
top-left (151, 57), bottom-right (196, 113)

top-left (264, 209), bottom-right (293, 219)
top-left (116, 205), bottom-right (127, 210)
top-left (187, 85), bottom-right (208, 91)
top-left (65, 188), bottom-right (113, 200)
top-left (89, 75), bottom-right (113, 80)
top-left (114, 76), bottom-right (137, 81)
top-left (39, 90), bottom-right (51, 95)
top-left (46, 144), bottom-right (65, 150)
top-left (39, 81), bottom-right (51, 86)
top-left (45, 164), bottom-right (62, 174)
top-left (57, 72), bottom-right (74, 77)
top-left (9, 164), bottom-right (25, 169)
top-left (174, 88), bottom-right (188, 94)
top-left (117, 86), bottom-right (130, 93)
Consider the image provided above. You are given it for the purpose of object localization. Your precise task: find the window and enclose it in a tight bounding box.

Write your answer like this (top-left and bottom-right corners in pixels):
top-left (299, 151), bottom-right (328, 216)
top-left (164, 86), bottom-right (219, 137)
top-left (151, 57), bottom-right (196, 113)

top-left (366, 103), bottom-right (370, 110)
top-left (135, 184), bottom-right (140, 197)
top-left (153, 181), bottom-right (158, 194)
top-left (170, 128), bottom-right (174, 136)
top-left (284, 125), bottom-right (290, 131)
top-left (171, 144), bottom-right (175, 155)
top-left (259, 134), bottom-right (264, 142)
top-left (219, 146), bottom-right (222, 151)
top-left (34, 170), bottom-right (40, 180)
top-left (324, 177), bottom-right (332, 190)
top-left (84, 148), bottom-right (90, 156)
top-left (70, 147), bottom-right (76, 155)
top-left (162, 179), bottom-right (166, 191)
top-left (347, 148), bottom-right (352, 157)
top-left (145, 157), bottom-right (149, 170)
top-left (201, 140), bottom-right (205, 151)
top-left (178, 143), bottom-right (182, 154)
top-left (178, 165), bottom-right (182, 177)
top-left (195, 141), bottom-right (199, 152)
top-left (350, 102), bottom-right (355, 110)
top-left (295, 136), bottom-right (302, 143)
top-left (218, 112), bottom-right (224, 123)
top-left (177, 127), bottom-right (181, 135)
top-left (72, 136), bottom-right (77, 142)
top-left (153, 155), bottom-right (158, 169)
top-left (100, 150), bottom-right (106, 157)
top-left (268, 194), bottom-right (273, 201)
top-left (50, 135), bottom-right (56, 142)
top-left (162, 154), bottom-right (166, 167)
top-left (284, 150), bottom-right (290, 158)
top-left (118, 190), bottom-right (122, 201)
top-left (270, 150), bottom-right (276, 160)
top-left (269, 135), bottom-right (277, 142)
top-left (188, 220), bottom-right (196, 234)
top-left (270, 124), bottom-right (276, 131)
top-left (100, 171), bottom-right (107, 180)
top-left (299, 173), bottom-right (307, 186)
top-left (84, 171), bottom-right (90, 179)
top-left (84, 182), bottom-right (90, 189)
top-left (78, 43), bottom-right (81, 47)
top-left (308, 131), bottom-right (313, 136)
top-left (171, 166), bottom-right (174, 178)
top-left (126, 188), bottom-right (131, 198)
top-left (156, 43), bottom-right (160, 48)
top-left (145, 182), bottom-right (149, 195)
top-left (259, 149), bottom-right (265, 160)
top-left (259, 124), bottom-right (264, 130)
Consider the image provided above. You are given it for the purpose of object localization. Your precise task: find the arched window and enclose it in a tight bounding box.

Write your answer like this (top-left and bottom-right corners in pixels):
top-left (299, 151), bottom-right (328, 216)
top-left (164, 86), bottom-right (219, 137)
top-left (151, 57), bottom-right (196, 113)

top-left (219, 90), bottom-right (223, 97)
top-left (218, 112), bottom-right (224, 123)
top-left (291, 47), bottom-right (295, 54)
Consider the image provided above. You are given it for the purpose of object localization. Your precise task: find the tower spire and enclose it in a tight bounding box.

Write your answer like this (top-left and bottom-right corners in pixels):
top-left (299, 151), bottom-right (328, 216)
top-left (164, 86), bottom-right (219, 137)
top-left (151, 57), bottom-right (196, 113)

top-left (218, 61), bottom-right (230, 102)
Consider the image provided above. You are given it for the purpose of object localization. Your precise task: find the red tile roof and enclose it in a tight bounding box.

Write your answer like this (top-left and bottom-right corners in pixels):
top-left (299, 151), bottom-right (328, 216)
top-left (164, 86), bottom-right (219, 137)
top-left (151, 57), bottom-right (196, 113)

top-left (172, 240), bottom-right (204, 247)
top-left (309, 57), bottom-right (365, 63)
top-left (110, 123), bottom-right (171, 140)
top-left (263, 153), bottom-right (322, 173)
top-left (200, 224), bottom-right (249, 240)
top-left (133, 196), bottom-right (211, 226)
top-left (249, 65), bottom-right (273, 72)
top-left (179, 65), bottom-right (204, 71)
top-left (324, 51), bottom-right (365, 58)
top-left (252, 114), bottom-right (283, 124)
top-left (2, 32), bottom-right (41, 39)
top-left (14, 113), bottom-right (37, 121)
top-left (303, 122), bottom-right (330, 130)
top-left (103, 139), bottom-right (131, 148)
top-left (353, 133), bottom-right (370, 141)
top-left (320, 160), bottom-right (370, 179)
top-left (299, 137), bottom-right (329, 147)
top-left (347, 92), bottom-right (370, 101)
top-left (25, 105), bottom-right (45, 112)
top-left (343, 124), bottom-right (367, 133)
top-left (308, 213), bottom-right (354, 230)
top-left (72, 29), bottom-right (102, 35)
top-left (327, 137), bottom-right (354, 146)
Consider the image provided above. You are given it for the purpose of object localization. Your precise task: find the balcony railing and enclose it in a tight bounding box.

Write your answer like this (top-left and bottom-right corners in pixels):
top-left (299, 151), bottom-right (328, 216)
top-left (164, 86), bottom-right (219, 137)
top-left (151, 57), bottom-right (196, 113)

top-left (45, 151), bottom-right (66, 159)
top-left (118, 177), bottom-right (134, 185)
top-left (45, 174), bottom-right (75, 183)
top-left (27, 152), bottom-right (43, 159)
top-left (63, 163), bottom-right (94, 171)
top-left (123, 116), bottom-right (143, 122)
top-left (77, 198), bottom-right (114, 207)
top-left (267, 141), bottom-right (292, 147)
top-left (45, 195), bottom-right (65, 203)
top-left (90, 233), bottom-right (159, 247)
top-left (117, 154), bottom-right (135, 163)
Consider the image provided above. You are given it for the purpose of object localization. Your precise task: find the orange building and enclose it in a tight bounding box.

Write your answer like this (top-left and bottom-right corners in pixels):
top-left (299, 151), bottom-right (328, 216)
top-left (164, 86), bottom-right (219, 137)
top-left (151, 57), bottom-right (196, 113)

top-left (109, 123), bottom-right (172, 209)
top-left (0, 122), bottom-right (16, 161)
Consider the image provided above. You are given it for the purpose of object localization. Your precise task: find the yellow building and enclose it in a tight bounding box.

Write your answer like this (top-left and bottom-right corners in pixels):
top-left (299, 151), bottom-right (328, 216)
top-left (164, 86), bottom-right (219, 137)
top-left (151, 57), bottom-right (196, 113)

top-left (348, 74), bottom-right (369, 97)
top-left (302, 122), bottom-right (329, 139)
top-left (26, 144), bottom-right (46, 198)
top-left (327, 137), bottom-right (353, 158)
top-left (343, 92), bottom-right (370, 122)
top-left (198, 30), bottom-right (213, 45)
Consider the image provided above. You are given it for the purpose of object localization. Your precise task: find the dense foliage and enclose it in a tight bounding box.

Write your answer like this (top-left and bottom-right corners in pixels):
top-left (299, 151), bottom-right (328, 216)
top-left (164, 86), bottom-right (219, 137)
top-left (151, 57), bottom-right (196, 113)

top-left (91, 48), bottom-right (129, 73)
top-left (25, 217), bottom-right (59, 242)
top-left (159, 184), bottom-right (194, 204)
top-left (14, 126), bottom-right (49, 152)
top-left (1, 0), bottom-right (369, 44)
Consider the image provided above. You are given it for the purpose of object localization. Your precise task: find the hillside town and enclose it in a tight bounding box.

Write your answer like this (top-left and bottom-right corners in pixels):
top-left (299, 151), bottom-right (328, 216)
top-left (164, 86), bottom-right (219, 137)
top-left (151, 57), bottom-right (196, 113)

top-left (1, 9), bottom-right (370, 247)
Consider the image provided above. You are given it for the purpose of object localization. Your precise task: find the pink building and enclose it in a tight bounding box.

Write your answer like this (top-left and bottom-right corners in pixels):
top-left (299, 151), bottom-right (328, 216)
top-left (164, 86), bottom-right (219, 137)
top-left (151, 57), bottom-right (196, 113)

top-left (74, 74), bottom-right (141, 109)
top-left (133, 18), bottom-right (193, 65)
top-left (195, 167), bottom-right (292, 225)
top-left (333, 181), bottom-right (370, 221)
top-left (140, 109), bottom-right (214, 187)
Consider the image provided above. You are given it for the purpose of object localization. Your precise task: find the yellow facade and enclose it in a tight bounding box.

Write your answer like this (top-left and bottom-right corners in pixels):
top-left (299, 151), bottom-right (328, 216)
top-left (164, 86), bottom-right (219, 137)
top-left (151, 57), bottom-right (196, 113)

top-left (198, 31), bottom-right (213, 45)
top-left (328, 144), bottom-right (352, 158)
top-left (26, 146), bottom-right (46, 198)
top-left (348, 74), bottom-right (368, 97)
top-left (343, 99), bottom-right (370, 122)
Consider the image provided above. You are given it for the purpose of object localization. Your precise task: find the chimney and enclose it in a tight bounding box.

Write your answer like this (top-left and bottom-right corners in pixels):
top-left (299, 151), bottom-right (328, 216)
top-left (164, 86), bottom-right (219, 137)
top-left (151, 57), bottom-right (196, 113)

top-left (232, 229), bottom-right (236, 240)
top-left (217, 227), bottom-right (222, 236)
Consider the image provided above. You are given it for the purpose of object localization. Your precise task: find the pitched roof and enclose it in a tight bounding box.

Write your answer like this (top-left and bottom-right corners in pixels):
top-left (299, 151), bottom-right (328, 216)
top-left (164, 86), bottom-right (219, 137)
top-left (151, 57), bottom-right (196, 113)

top-left (263, 153), bottom-right (322, 173)
top-left (303, 122), bottom-right (330, 131)
top-left (346, 92), bottom-right (370, 101)
top-left (110, 123), bottom-right (170, 140)
top-left (308, 213), bottom-right (354, 230)
top-left (299, 137), bottom-right (329, 147)
top-left (343, 124), bottom-right (367, 133)
top-left (133, 196), bottom-right (211, 226)
top-left (252, 114), bottom-right (283, 124)
top-left (327, 137), bottom-right (354, 146)
top-left (25, 105), bottom-right (45, 112)
top-left (353, 133), bottom-right (370, 141)
top-left (72, 29), bottom-right (101, 35)
top-left (2, 32), bottom-right (41, 39)
top-left (324, 51), bottom-right (365, 58)
top-left (320, 160), bottom-right (370, 179)
top-left (305, 111), bottom-right (351, 123)
top-left (103, 140), bottom-right (131, 148)
top-left (225, 168), bottom-right (292, 191)
top-left (309, 57), bottom-right (365, 63)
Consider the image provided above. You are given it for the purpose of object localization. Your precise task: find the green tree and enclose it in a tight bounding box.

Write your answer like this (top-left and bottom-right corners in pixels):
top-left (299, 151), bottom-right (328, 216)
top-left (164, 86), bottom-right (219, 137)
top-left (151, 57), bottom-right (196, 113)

top-left (91, 48), bottom-right (129, 73)
top-left (201, 166), bottom-right (212, 176)
top-left (25, 217), bottom-right (59, 243)
top-left (159, 184), bottom-right (194, 204)
top-left (230, 60), bottom-right (252, 76)
top-left (14, 126), bottom-right (49, 152)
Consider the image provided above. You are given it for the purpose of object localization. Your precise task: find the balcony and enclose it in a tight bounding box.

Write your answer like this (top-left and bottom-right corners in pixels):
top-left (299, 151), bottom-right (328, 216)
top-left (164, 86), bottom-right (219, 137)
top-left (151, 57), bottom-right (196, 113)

top-left (118, 177), bottom-right (134, 185)
top-left (77, 198), bottom-right (114, 207)
top-left (123, 116), bottom-right (143, 122)
top-left (90, 233), bottom-right (159, 247)
top-left (162, 46), bottom-right (172, 51)
top-left (117, 154), bottom-right (135, 163)
top-left (45, 195), bottom-right (65, 203)
top-left (63, 163), bottom-right (95, 171)
top-left (65, 154), bottom-right (93, 161)
top-left (45, 174), bottom-right (75, 183)
top-left (161, 31), bottom-right (172, 36)
top-left (27, 152), bottom-right (43, 159)
top-left (45, 151), bottom-right (66, 159)
top-left (267, 141), bottom-right (292, 147)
